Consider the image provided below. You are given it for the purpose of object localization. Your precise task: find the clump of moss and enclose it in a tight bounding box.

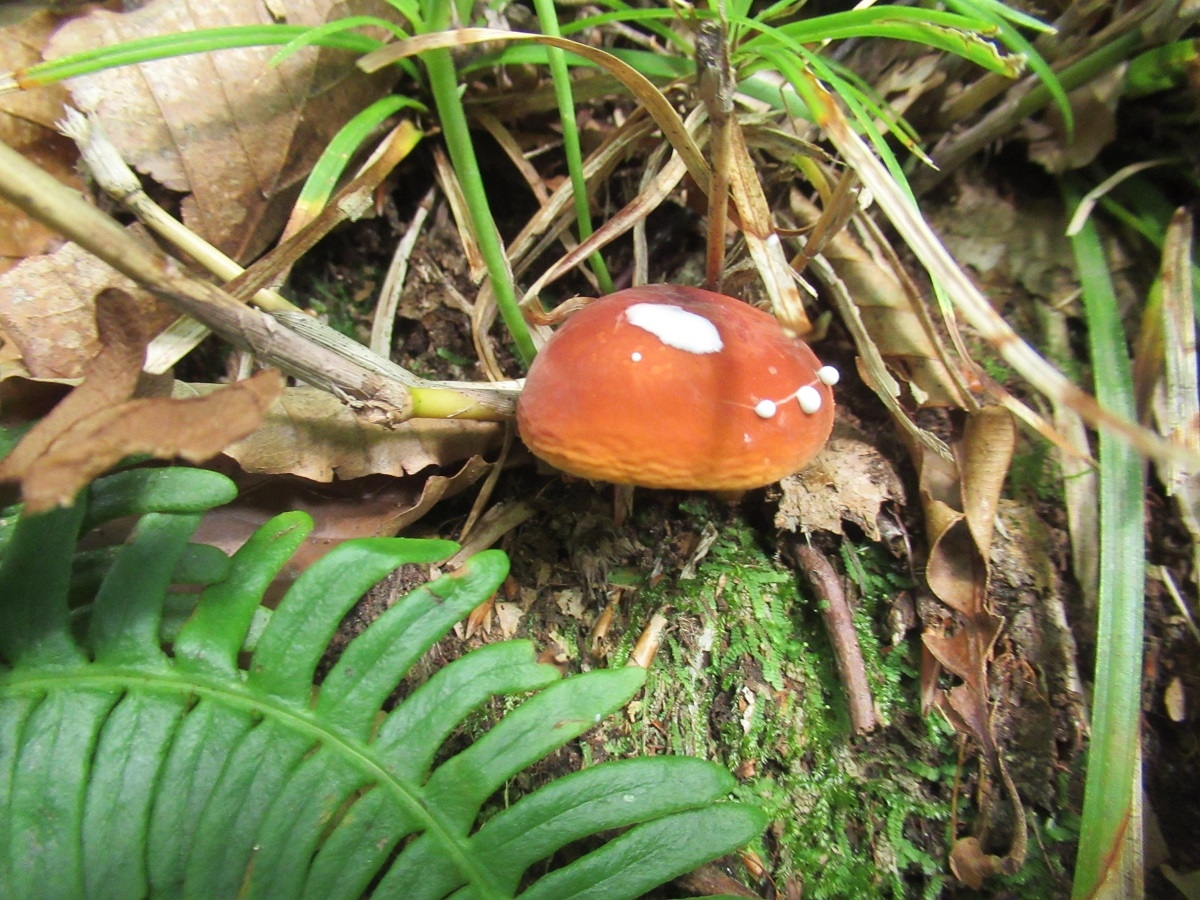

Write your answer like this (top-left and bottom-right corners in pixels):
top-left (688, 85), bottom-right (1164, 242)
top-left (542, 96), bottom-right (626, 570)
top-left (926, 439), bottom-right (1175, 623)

top-left (609, 503), bottom-right (954, 897)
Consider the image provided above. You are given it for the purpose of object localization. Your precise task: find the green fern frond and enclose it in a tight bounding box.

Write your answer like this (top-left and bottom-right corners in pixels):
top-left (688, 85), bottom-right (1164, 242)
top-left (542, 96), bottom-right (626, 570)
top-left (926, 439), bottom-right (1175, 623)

top-left (0, 467), bottom-right (764, 898)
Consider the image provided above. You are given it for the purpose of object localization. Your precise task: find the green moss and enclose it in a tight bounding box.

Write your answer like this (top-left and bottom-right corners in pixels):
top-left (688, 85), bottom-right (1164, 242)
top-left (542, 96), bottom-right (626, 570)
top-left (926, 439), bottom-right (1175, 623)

top-left (606, 507), bottom-right (953, 896)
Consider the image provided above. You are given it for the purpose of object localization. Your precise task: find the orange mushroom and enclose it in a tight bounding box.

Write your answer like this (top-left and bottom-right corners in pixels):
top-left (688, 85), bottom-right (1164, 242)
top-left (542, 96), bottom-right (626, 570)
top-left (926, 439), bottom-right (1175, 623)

top-left (516, 285), bottom-right (837, 491)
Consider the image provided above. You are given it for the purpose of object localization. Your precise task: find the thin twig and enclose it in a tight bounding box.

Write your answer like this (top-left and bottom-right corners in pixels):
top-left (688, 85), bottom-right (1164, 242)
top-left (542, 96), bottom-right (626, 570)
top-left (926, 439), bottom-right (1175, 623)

top-left (0, 137), bottom-right (517, 422)
top-left (786, 540), bottom-right (878, 735)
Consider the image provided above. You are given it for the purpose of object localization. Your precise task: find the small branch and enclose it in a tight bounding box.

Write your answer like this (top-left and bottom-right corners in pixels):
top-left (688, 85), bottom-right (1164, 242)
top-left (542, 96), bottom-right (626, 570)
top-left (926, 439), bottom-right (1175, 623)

top-left (0, 134), bottom-right (517, 422)
top-left (786, 540), bottom-right (878, 735)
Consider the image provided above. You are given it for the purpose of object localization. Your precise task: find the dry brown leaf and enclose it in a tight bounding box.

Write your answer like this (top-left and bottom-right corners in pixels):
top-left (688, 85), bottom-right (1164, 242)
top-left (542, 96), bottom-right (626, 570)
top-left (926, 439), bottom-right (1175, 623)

top-left (959, 408), bottom-right (1016, 556)
top-left (0, 287), bottom-right (283, 511)
top-left (725, 116), bottom-right (810, 334)
top-left (175, 383), bottom-right (504, 481)
top-left (0, 229), bottom-right (175, 378)
top-left (0, 10), bottom-right (81, 271)
top-left (917, 408), bottom-right (1014, 710)
top-left (0, 286), bottom-right (144, 476)
top-left (189, 457), bottom-right (492, 582)
top-left (949, 836), bottom-right (1003, 890)
top-left (21, 371), bottom-right (282, 511)
top-left (494, 601), bottom-right (525, 640)
top-left (930, 173), bottom-right (1078, 303)
top-left (905, 406), bottom-right (1027, 882)
top-left (555, 588), bottom-right (588, 622)
top-left (47, 0), bottom-right (400, 262)
top-left (791, 190), bottom-right (966, 408)
top-left (1025, 68), bottom-right (1123, 174)
top-left (774, 432), bottom-right (905, 540)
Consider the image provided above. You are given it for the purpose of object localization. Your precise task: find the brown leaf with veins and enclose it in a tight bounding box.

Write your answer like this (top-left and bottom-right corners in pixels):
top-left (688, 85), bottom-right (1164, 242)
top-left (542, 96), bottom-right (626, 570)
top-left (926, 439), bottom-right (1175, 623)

top-left (774, 431), bottom-right (905, 540)
top-left (46, 0), bottom-right (400, 262)
top-left (0, 10), bottom-right (81, 272)
top-left (0, 233), bottom-right (174, 379)
top-left (0, 288), bottom-right (283, 511)
top-left (189, 458), bottom-right (493, 585)
top-left (174, 384), bottom-right (505, 482)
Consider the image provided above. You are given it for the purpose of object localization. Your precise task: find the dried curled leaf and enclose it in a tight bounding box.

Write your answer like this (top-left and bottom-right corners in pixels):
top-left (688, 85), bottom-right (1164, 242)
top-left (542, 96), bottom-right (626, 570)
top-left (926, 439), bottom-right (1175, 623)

top-left (0, 288), bottom-right (282, 511)
top-left (904, 406), bottom-right (1028, 881)
top-left (0, 234), bottom-right (171, 378)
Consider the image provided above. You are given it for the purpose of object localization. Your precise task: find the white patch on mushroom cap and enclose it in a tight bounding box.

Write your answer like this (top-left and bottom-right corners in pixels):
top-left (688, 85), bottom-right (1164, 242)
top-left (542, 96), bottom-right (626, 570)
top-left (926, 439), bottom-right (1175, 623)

top-left (624, 303), bottom-right (723, 354)
top-left (797, 385), bottom-right (823, 414)
top-left (754, 399), bottom-right (777, 419)
top-left (817, 365), bottom-right (840, 386)
top-left (631, 351), bottom-right (642, 362)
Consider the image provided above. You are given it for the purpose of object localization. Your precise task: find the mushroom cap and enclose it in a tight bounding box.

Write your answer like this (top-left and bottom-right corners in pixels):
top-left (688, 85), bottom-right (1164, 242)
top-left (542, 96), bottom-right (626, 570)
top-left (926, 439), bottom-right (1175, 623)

top-left (516, 284), bottom-right (835, 490)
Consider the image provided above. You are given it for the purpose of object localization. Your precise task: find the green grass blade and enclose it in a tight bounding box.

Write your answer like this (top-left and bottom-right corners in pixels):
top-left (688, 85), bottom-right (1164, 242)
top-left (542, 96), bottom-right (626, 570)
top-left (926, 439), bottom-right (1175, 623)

top-left (291, 95), bottom-right (425, 225)
top-left (422, 44), bottom-right (537, 365)
top-left (1064, 178), bottom-right (1147, 900)
top-left (759, 45), bottom-right (918, 193)
top-left (267, 15), bottom-right (410, 66)
top-left (740, 8), bottom-right (1023, 77)
top-left (13, 25), bottom-right (383, 89)
top-left (560, 5), bottom-right (695, 52)
top-left (532, 0), bottom-right (613, 294)
top-left (944, 0), bottom-right (1071, 134)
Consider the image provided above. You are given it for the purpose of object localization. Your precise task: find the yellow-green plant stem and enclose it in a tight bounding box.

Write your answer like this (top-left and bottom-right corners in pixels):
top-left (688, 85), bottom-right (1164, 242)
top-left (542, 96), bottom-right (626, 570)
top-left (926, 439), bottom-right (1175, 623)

top-left (532, 0), bottom-right (613, 295)
top-left (1065, 178), bottom-right (1147, 900)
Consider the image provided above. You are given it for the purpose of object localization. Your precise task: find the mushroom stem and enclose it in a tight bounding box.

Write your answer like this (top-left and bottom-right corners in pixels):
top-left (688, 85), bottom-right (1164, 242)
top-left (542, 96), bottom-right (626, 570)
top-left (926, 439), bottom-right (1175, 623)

top-left (786, 540), bottom-right (878, 735)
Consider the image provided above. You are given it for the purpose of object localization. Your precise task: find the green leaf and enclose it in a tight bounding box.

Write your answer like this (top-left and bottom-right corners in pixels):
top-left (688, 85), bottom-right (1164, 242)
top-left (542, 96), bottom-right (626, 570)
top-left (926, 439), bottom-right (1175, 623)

top-left (0, 467), bottom-right (763, 898)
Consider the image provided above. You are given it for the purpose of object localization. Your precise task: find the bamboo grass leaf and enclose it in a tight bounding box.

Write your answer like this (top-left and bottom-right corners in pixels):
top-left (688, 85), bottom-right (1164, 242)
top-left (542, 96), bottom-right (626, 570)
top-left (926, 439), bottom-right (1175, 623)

top-left (1065, 178), bottom-right (1148, 900)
